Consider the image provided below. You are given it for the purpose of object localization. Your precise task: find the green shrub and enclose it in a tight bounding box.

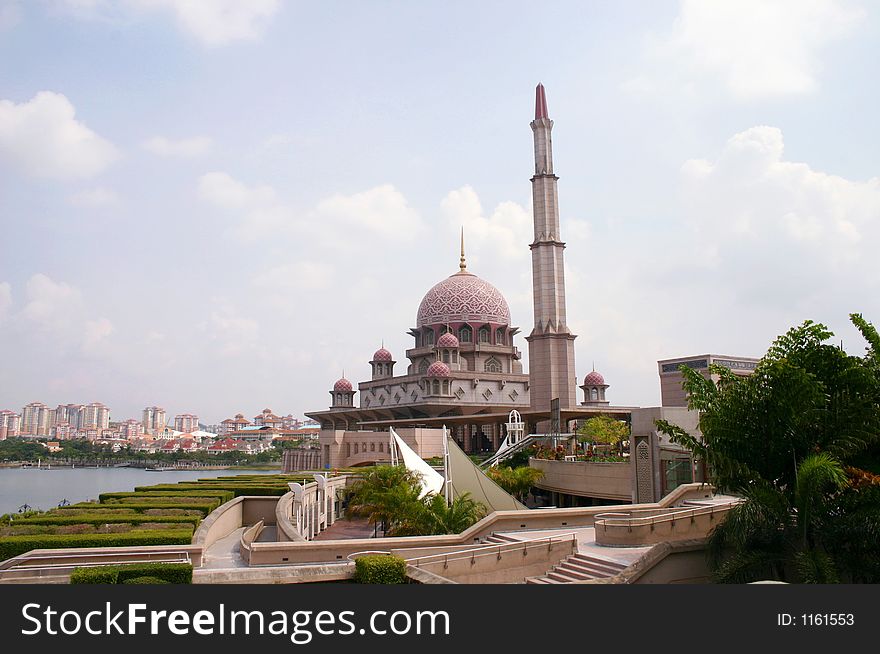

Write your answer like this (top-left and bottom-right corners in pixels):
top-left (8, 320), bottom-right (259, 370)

top-left (116, 562), bottom-right (192, 584)
top-left (14, 515), bottom-right (201, 527)
top-left (121, 576), bottom-right (169, 584)
top-left (70, 562), bottom-right (192, 584)
top-left (69, 567), bottom-right (119, 584)
top-left (56, 502), bottom-right (217, 515)
top-left (353, 555), bottom-right (408, 584)
top-left (98, 491), bottom-right (234, 503)
top-left (0, 529), bottom-right (194, 561)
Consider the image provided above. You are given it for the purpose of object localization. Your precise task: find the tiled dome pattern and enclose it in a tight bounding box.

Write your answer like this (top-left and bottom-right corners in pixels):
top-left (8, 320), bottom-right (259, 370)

top-left (333, 378), bottom-right (353, 392)
top-left (416, 272), bottom-right (511, 328)
top-left (425, 361), bottom-right (451, 377)
top-left (372, 348), bottom-right (393, 362)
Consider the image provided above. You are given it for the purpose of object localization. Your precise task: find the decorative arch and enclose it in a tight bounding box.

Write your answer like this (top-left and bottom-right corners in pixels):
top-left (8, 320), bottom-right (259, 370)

top-left (484, 357), bottom-right (502, 373)
top-left (459, 325), bottom-right (472, 343)
top-left (478, 327), bottom-right (490, 343)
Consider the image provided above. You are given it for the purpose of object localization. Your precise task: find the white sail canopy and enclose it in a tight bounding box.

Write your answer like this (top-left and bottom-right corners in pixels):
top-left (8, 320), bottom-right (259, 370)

top-left (389, 427), bottom-right (444, 498)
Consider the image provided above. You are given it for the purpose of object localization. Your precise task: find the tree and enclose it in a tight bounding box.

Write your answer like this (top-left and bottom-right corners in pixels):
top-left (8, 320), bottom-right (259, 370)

top-left (393, 493), bottom-right (487, 537)
top-left (577, 415), bottom-right (629, 454)
top-left (485, 465), bottom-right (544, 502)
top-left (345, 465), bottom-right (425, 536)
top-left (657, 315), bottom-right (880, 583)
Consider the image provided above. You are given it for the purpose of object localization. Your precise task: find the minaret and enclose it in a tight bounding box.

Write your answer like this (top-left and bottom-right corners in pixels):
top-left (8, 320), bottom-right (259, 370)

top-left (526, 83), bottom-right (578, 415)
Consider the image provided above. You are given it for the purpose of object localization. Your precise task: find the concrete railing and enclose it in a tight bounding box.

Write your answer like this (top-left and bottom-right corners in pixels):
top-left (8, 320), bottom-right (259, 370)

top-left (276, 475), bottom-right (349, 542)
top-left (531, 458), bottom-right (631, 501)
top-left (402, 532), bottom-right (577, 584)
top-left (594, 499), bottom-right (741, 546)
top-left (239, 520), bottom-right (264, 564)
top-left (193, 495), bottom-right (281, 550)
top-left (242, 483), bottom-right (714, 566)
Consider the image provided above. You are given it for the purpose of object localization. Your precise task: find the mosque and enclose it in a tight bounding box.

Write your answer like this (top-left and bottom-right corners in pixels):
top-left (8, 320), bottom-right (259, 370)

top-left (305, 84), bottom-right (638, 469)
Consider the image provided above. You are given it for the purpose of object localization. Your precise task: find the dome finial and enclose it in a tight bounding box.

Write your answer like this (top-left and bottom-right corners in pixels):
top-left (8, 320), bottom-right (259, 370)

top-left (459, 226), bottom-right (467, 272)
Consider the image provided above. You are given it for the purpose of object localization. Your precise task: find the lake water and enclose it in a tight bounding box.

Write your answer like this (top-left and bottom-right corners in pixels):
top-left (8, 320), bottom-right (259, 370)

top-left (0, 467), bottom-right (282, 515)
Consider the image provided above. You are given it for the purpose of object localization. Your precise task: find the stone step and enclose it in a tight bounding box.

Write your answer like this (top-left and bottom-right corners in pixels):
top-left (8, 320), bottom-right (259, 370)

top-left (560, 559), bottom-right (620, 578)
top-left (571, 554), bottom-right (627, 574)
top-left (547, 570), bottom-right (584, 583)
top-left (484, 533), bottom-right (518, 544)
top-left (556, 562), bottom-right (604, 580)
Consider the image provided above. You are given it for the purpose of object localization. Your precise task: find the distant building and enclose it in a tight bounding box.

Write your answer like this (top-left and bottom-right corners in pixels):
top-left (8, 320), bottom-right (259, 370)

top-left (21, 402), bottom-right (52, 436)
top-left (253, 408), bottom-right (284, 429)
top-left (174, 413), bottom-right (199, 433)
top-left (0, 410), bottom-right (21, 439)
top-left (658, 354), bottom-right (759, 407)
top-left (142, 406), bottom-right (167, 434)
top-left (81, 402), bottom-right (110, 430)
top-left (119, 419), bottom-right (144, 440)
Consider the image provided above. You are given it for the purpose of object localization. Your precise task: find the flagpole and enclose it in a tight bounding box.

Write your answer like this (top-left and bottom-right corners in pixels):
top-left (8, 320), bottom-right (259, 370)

top-left (443, 425), bottom-right (451, 505)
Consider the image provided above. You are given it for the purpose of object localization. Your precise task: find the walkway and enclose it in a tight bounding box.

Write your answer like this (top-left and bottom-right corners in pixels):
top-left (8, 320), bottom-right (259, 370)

top-left (495, 527), bottom-right (652, 567)
top-left (201, 527), bottom-right (247, 569)
top-left (312, 518), bottom-right (375, 540)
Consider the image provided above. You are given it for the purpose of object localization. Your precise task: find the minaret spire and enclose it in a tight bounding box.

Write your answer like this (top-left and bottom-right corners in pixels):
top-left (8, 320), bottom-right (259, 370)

top-left (459, 226), bottom-right (467, 272)
top-left (526, 83), bottom-right (577, 414)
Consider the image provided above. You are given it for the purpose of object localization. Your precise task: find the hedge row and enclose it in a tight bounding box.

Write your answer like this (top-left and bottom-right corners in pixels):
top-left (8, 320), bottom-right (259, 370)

top-left (70, 562), bottom-right (193, 584)
top-left (353, 555), bottom-right (408, 584)
top-left (56, 502), bottom-right (218, 515)
top-left (98, 490), bottom-right (234, 503)
top-left (0, 529), bottom-right (194, 561)
top-left (134, 485), bottom-right (288, 497)
top-left (12, 515), bottom-right (201, 527)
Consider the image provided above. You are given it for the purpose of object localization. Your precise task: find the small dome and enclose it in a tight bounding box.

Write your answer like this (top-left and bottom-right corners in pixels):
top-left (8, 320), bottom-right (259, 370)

top-left (372, 347), bottom-right (393, 362)
top-left (437, 332), bottom-right (459, 348)
top-left (333, 378), bottom-right (353, 392)
top-left (584, 371), bottom-right (605, 386)
top-left (425, 361), bottom-right (451, 377)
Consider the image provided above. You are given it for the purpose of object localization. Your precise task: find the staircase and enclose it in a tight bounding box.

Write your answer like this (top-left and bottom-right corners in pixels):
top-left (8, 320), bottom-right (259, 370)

top-left (483, 533), bottom-right (520, 545)
top-left (526, 553), bottom-right (627, 584)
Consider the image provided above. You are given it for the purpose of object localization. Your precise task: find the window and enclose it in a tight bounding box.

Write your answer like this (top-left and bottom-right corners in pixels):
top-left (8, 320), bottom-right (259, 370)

top-left (414, 333), bottom-right (422, 348)
top-left (426, 330), bottom-right (435, 346)
top-left (496, 328), bottom-right (505, 345)
top-left (354, 443), bottom-right (359, 454)
top-left (442, 380), bottom-right (449, 394)
top-left (442, 350), bottom-right (450, 363)
top-left (452, 351), bottom-right (458, 363)
top-left (459, 325), bottom-right (472, 343)
top-left (379, 442), bottom-right (384, 453)
top-left (591, 388), bottom-right (599, 401)
top-left (419, 359), bottom-right (430, 374)
top-left (370, 442), bottom-right (375, 452)
top-left (484, 357), bottom-right (502, 373)
top-left (432, 380), bottom-right (440, 395)
top-left (479, 328), bottom-right (489, 343)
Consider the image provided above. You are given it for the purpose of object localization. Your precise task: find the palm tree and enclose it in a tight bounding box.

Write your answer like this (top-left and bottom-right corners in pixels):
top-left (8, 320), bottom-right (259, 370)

top-left (392, 493), bottom-right (487, 537)
top-left (346, 465), bottom-right (424, 536)
top-left (708, 452), bottom-right (848, 583)
top-left (486, 465), bottom-right (544, 503)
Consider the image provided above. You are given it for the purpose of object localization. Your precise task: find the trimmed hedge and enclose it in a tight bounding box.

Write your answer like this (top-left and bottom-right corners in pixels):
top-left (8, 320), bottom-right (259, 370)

top-left (0, 529), bottom-right (194, 561)
top-left (69, 567), bottom-right (118, 584)
top-left (134, 485), bottom-right (288, 498)
top-left (71, 562), bottom-right (192, 584)
top-left (121, 576), bottom-right (169, 584)
top-left (98, 490), bottom-right (234, 503)
top-left (13, 515), bottom-right (201, 527)
top-left (353, 555), bottom-right (408, 584)
top-left (56, 502), bottom-right (218, 515)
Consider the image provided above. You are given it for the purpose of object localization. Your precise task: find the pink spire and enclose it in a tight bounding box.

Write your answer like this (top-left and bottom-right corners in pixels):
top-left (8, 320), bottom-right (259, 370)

top-left (535, 83), bottom-right (549, 119)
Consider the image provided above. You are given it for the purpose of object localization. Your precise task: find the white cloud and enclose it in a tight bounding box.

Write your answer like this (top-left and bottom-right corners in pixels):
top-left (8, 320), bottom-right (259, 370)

top-left (198, 172), bottom-right (424, 247)
top-left (14, 274), bottom-right (115, 352)
top-left (0, 1), bottom-right (21, 30)
top-left (0, 91), bottom-right (118, 179)
top-left (68, 186), bottom-right (119, 208)
top-left (0, 282), bottom-right (11, 322)
top-left (440, 185), bottom-right (531, 262)
top-left (253, 261), bottom-right (335, 293)
top-left (54, 0), bottom-right (280, 46)
top-left (143, 135), bottom-right (212, 157)
top-left (629, 0), bottom-right (864, 101)
top-left (203, 302), bottom-right (261, 357)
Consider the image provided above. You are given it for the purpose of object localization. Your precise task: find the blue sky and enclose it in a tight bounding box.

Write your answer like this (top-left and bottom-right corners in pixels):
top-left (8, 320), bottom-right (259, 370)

top-left (1, 0), bottom-right (878, 424)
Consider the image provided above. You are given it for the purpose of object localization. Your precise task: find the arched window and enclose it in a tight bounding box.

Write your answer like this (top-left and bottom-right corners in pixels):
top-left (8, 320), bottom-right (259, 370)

top-left (419, 359), bottom-right (430, 374)
top-left (370, 442), bottom-right (375, 452)
top-left (442, 380), bottom-right (449, 394)
top-left (496, 328), bottom-right (505, 345)
top-left (452, 351), bottom-right (458, 363)
top-left (414, 333), bottom-right (422, 348)
top-left (354, 443), bottom-right (359, 454)
top-left (479, 328), bottom-right (489, 343)
top-left (591, 388), bottom-right (599, 401)
top-left (442, 350), bottom-right (450, 363)
top-left (484, 357), bottom-right (502, 373)
top-left (426, 330), bottom-right (435, 346)
top-left (459, 325), bottom-right (472, 343)
top-left (432, 380), bottom-right (440, 395)
top-left (379, 442), bottom-right (384, 453)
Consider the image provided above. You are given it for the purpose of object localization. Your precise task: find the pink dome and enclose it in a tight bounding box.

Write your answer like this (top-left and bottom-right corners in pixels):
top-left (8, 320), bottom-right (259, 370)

top-left (333, 378), bottom-right (353, 392)
top-left (372, 347), bottom-right (393, 362)
top-left (584, 371), bottom-right (605, 386)
top-left (437, 332), bottom-right (459, 348)
top-left (417, 271), bottom-right (511, 327)
top-left (425, 361), bottom-right (451, 377)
